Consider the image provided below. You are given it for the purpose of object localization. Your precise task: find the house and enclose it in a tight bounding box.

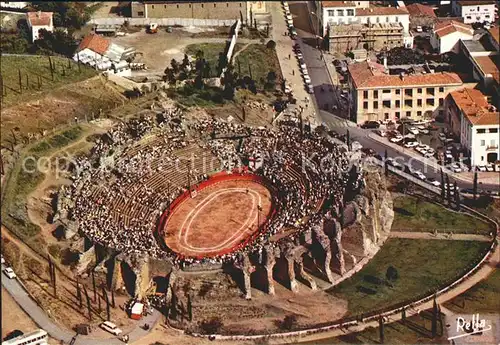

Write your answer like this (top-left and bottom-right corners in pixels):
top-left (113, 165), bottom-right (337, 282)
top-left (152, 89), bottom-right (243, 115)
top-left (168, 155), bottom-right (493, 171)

top-left (445, 88), bottom-right (499, 165)
top-left (26, 11), bottom-right (53, 43)
top-left (0, 1), bottom-right (27, 9)
top-left (405, 3), bottom-right (437, 29)
top-left (73, 34), bottom-right (133, 74)
top-left (347, 60), bottom-right (463, 124)
top-left (430, 20), bottom-right (473, 54)
top-left (451, 0), bottom-right (497, 24)
top-left (318, 2), bottom-right (410, 33)
top-left (131, 1), bottom-right (250, 21)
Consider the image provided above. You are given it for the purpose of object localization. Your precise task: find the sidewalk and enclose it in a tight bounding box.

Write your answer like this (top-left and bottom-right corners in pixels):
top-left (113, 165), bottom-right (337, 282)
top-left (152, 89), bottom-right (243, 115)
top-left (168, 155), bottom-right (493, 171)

top-left (269, 2), bottom-right (317, 124)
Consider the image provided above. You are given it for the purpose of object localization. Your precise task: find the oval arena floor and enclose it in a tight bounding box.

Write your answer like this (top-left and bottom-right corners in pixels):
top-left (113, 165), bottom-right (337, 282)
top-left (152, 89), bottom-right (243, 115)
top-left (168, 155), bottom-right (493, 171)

top-left (161, 177), bottom-right (273, 258)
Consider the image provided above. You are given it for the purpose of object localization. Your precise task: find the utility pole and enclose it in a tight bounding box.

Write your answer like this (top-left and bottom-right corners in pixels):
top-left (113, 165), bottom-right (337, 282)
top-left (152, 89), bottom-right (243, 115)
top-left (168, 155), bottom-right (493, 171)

top-left (473, 170), bottom-right (478, 200)
top-left (83, 285), bottom-right (92, 321)
top-left (432, 294), bottom-right (438, 338)
top-left (91, 270), bottom-right (97, 302)
top-left (379, 315), bottom-right (385, 344)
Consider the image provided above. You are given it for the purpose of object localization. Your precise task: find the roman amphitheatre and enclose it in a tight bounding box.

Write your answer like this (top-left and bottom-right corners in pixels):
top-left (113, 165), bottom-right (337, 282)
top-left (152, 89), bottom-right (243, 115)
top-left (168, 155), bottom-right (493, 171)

top-left (1, 63), bottom-right (498, 343)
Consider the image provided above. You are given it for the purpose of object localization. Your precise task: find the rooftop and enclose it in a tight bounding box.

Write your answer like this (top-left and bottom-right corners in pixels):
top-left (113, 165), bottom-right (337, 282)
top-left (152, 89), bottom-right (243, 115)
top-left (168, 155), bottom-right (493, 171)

top-left (357, 6), bottom-right (409, 16)
top-left (77, 33), bottom-right (111, 55)
top-left (457, 0), bottom-right (497, 6)
top-left (434, 20), bottom-right (473, 38)
top-left (348, 61), bottom-right (463, 88)
top-left (26, 11), bottom-right (53, 26)
top-left (405, 3), bottom-right (437, 18)
top-left (322, 1), bottom-right (356, 8)
top-left (450, 88), bottom-right (498, 126)
top-left (488, 27), bottom-right (499, 45)
top-left (474, 55), bottom-right (500, 81)
top-left (461, 39), bottom-right (490, 53)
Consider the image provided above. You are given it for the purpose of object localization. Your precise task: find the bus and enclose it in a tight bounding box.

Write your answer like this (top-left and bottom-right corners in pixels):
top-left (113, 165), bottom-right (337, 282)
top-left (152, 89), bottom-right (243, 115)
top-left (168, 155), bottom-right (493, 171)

top-left (3, 329), bottom-right (48, 345)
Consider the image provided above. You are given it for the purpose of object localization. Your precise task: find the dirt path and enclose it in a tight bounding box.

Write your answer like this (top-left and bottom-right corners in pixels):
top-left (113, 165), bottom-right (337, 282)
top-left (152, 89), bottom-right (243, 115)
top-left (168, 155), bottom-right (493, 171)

top-left (26, 126), bottom-right (109, 244)
top-left (232, 42), bottom-right (253, 60)
top-left (390, 231), bottom-right (493, 242)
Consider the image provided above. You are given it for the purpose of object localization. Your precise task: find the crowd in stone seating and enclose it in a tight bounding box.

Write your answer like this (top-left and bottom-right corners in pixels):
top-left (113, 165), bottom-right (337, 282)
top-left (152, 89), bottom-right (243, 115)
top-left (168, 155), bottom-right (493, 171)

top-left (62, 108), bottom-right (362, 268)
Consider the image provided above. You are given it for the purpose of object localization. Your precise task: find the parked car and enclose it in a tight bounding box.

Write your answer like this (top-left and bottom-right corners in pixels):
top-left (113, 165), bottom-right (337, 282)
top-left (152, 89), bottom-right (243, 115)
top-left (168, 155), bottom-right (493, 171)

top-left (450, 163), bottom-right (462, 173)
top-left (3, 267), bottom-right (16, 279)
top-left (306, 85), bottom-right (314, 94)
top-left (414, 171), bottom-right (427, 180)
top-left (100, 321), bottom-right (123, 336)
top-left (303, 75), bottom-right (311, 84)
top-left (486, 164), bottom-right (495, 172)
top-left (476, 165), bottom-right (487, 172)
top-left (408, 127), bottom-right (420, 135)
top-left (416, 26), bottom-right (423, 32)
top-left (1, 255), bottom-right (5, 265)
top-left (375, 129), bottom-right (387, 137)
top-left (427, 178), bottom-right (441, 187)
top-left (386, 157), bottom-right (403, 169)
top-left (361, 121), bottom-right (380, 129)
top-left (438, 133), bottom-right (446, 141)
top-left (404, 141), bottom-right (418, 148)
top-left (390, 136), bottom-right (404, 143)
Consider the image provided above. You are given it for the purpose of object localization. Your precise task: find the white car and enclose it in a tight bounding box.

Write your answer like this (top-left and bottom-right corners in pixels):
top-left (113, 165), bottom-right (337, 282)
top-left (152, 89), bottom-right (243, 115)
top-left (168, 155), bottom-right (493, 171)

top-left (1, 255), bottom-right (5, 265)
top-left (296, 52), bottom-right (303, 59)
top-left (414, 171), bottom-right (427, 180)
top-left (100, 321), bottom-right (123, 336)
top-left (303, 75), bottom-right (311, 84)
top-left (438, 133), bottom-right (446, 141)
top-left (427, 178), bottom-right (441, 187)
top-left (416, 125), bottom-right (426, 130)
top-left (426, 148), bottom-right (435, 155)
top-left (3, 267), bottom-right (16, 279)
top-left (476, 165), bottom-right (487, 172)
top-left (420, 129), bottom-right (430, 135)
top-left (416, 26), bottom-right (423, 32)
top-left (386, 157), bottom-right (403, 169)
top-left (486, 164), bottom-right (494, 172)
top-left (390, 136), bottom-right (404, 143)
top-left (450, 163), bottom-right (462, 173)
top-left (409, 127), bottom-right (420, 135)
top-left (404, 141), bottom-right (418, 148)
top-left (376, 130), bottom-right (387, 137)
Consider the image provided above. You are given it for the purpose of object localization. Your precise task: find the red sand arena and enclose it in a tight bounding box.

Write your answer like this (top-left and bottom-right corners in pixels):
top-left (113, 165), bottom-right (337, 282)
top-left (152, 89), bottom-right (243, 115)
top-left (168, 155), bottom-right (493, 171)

top-left (158, 171), bottom-right (275, 258)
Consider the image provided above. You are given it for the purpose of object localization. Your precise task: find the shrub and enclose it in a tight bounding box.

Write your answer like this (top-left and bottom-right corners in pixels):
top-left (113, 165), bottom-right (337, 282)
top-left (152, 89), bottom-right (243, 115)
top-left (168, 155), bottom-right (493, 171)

top-left (386, 266), bottom-right (399, 281)
top-left (280, 315), bottom-right (298, 331)
top-left (266, 40), bottom-right (276, 49)
top-left (199, 317), bottom-right (223, 334)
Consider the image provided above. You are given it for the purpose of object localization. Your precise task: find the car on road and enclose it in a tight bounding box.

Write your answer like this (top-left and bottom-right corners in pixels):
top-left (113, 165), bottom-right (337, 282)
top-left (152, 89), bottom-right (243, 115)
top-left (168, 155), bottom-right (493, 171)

top-left (416, 26), bottom-right (423, 32)
top-left (427, 178), bottom-right (441, 187)
top-left (375, 129), bottom-right (386, 137)
top-left (390, 136), bottom-right (403, 143)
top-left (486, 164), bottom-right (495, 172)
top-left (404, 141), bottom-right (418, 148)
top-left (413, 171), bottom-right (427, 180)
top-left (296, 52), bottom-right (303, 59)
top-left (3, 267), bottom-right (16, 279)
top-left (449, 163), bottom-right (462, 173)
top-left (100, 321), bottom-right (123, 336)
top-left (386, 157), bottom-right (403, 169)
top-left (408, 127), bottom-right (420, 135)
top-left (476, 165), bottom-right (487, 172)
top-left (290, 28), bottom-right (297, 38)
top-left (438, 133), bottom-right (447, 141)
top-left (1, 255), bottom-right (5, 264)
top-left (306, 85), bottom-right (314, 94)
top-left (303, 75), bottom-right (311, 84)
top-left (361, 121), bottom-right (380, 129)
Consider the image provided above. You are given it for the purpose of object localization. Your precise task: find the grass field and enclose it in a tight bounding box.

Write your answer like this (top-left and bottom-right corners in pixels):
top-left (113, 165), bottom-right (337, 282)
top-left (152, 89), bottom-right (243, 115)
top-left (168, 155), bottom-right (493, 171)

top-left (185, 43), bottom-right (282, 90)
top-left (392, 196), bottom-right (492, 234)
top-left (0, 55), bottom-right (97, 107)
top-left (234, 43), bottom-right (283, 89)
top-left (444, 268), bottom-right (500, 314)
top-left (327, 239), bottom-right (490, 317)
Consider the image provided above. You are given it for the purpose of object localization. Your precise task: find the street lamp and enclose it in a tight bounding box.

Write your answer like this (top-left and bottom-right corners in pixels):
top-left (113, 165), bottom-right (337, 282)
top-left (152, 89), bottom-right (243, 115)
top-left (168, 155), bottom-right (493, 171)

top-left (310, 11), bottom-right (321, 48)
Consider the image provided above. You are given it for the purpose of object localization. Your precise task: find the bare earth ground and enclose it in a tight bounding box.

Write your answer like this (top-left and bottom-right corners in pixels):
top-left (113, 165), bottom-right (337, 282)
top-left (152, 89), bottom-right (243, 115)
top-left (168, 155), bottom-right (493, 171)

top-left (0, 76), bottom-right (125, 144)
top-left (164, 180), bottom-right (272, 257)
top-left (110, 29), bottom-right (231, 74)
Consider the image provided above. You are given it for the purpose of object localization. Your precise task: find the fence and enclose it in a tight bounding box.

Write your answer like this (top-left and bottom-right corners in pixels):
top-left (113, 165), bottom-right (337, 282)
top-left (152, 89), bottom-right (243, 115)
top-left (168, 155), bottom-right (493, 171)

top-left (89, 17), bottom-right (237, 27)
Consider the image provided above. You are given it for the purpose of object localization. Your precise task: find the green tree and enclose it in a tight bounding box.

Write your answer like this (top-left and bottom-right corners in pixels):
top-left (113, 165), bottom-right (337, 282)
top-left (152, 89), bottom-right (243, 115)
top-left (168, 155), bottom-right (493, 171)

top-left (170, 58), bottom-right (179, 74)
top-left (386, 266), bottom-right (398, 281)
top-left (280, 315), bottom-right (298, 330)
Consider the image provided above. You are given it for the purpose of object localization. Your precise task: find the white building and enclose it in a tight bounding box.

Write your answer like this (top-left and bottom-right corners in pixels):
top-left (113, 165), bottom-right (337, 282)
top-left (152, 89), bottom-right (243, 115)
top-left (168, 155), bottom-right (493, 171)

top-left (73, 33), bottom-right (132, 75)
top-left (26, 11), bottom-right (54, 43)
top-left (430, 20), bottom-right (473, 54)
top-left (0, 1), bottom-right (27, 9)
top-left (451, 0), bottom-right (497, 24)
top-left (446, 88), bottom-right (499, 166)
top-left (318, 1), bottom-right (411, 46)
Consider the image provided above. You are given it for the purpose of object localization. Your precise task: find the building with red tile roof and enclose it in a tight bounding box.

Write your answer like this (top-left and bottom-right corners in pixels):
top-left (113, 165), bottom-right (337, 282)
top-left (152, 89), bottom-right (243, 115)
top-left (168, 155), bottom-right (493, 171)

top-left (430, 20), bottom-right (473, 54)
top-left (446, 88), bottom-right (499, 165)
top-left (347, 61), bottom-right (463, 124)
top-left (26, 11), bottom-right (53, 42)
top-left (405, 3), bottom-right (437, 18)
top-left (76, 34), bottom-right (111, 56)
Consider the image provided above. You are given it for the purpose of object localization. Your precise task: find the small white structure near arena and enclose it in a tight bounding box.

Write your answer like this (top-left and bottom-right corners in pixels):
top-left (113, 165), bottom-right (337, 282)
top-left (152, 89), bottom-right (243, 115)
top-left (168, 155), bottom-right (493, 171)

top-left (73, 33), bottom-right (133, 76)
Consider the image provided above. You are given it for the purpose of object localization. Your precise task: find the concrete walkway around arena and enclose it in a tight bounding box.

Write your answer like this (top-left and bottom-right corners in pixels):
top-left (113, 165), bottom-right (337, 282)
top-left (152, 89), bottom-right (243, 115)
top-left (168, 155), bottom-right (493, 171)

top-left (389, 231), bottom-right (493, 242)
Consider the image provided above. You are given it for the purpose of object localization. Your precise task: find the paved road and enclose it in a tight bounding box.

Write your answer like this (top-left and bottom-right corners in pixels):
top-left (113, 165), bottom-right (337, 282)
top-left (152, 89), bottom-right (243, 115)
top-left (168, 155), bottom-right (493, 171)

top-left (389, 231), bottom-right (493, 242)
top-left (1, 263), bottom-right (161, 345)
top-left (290, 0), bottom-right (500, 192)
